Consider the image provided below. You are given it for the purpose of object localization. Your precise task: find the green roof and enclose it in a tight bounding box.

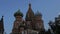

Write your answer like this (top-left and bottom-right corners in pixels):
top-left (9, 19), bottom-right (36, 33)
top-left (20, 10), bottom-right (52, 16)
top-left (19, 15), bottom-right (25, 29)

top-left (14, 9), bottom-right (23, 17)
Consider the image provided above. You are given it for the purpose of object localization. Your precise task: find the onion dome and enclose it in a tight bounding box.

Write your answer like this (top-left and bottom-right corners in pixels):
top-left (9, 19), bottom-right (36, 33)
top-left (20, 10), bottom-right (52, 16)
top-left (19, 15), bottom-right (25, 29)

top-left (35, 11), bottom-right (42, 16)
top-left (14, 9), bottom-right (23, 17)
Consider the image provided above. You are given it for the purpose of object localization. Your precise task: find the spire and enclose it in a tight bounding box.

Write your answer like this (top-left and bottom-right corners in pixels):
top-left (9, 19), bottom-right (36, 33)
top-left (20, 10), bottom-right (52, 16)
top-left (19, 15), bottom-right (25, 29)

top-left (29, 3), bottom-right (31, 8)
top-left (25, 3), bottom-right (34, 21)
top-left (28, 3), bottom-right (32, 11)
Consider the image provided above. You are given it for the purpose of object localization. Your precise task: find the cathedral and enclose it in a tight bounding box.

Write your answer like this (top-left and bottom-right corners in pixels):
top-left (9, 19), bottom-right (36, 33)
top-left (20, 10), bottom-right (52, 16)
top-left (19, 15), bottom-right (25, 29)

top-left (0, 16), bottom-right (4, 34)
top-left (11, 3), bottom-right (45, 34)
top-left (0, 3), bottom-right (60, 34)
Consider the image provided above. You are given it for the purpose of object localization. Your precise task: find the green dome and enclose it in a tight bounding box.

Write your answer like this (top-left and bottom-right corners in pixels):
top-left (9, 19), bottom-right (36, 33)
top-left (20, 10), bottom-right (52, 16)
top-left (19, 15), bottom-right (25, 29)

top-left (35, 11), bottom-right (42, 16)
top-left (14, 9), bottom-right (23, 17)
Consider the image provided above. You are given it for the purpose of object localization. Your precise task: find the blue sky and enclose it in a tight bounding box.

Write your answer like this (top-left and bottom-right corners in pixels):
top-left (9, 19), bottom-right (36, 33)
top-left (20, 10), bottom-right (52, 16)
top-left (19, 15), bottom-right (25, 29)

top-left (0, 0), bottom-right (60, 34)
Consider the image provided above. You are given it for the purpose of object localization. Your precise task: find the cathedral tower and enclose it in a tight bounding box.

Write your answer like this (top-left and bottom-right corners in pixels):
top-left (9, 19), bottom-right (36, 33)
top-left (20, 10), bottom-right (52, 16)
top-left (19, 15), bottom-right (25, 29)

top-left (12, 9), bottom-right (25, 34)
top-left (34, 11), bottom-right (44, 31)
top-left (25, 3), bottom-right (34, 29)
